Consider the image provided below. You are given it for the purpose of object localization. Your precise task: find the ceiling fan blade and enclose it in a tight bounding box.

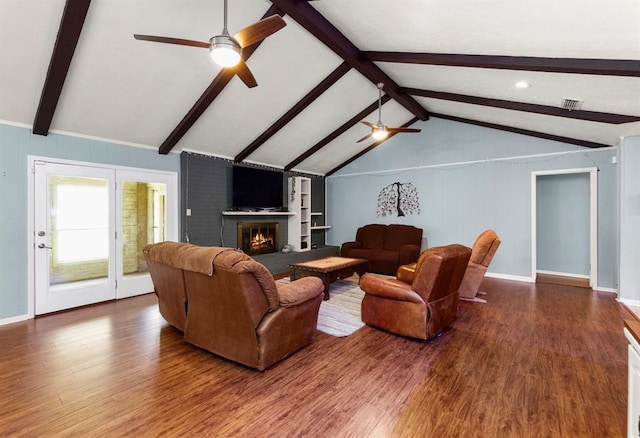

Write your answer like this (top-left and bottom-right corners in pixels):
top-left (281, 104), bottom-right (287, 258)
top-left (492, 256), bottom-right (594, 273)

top-left (360, 121), bottom-right (376, 128)
top-left (133, 34), bottom-right (209, 49)
top-left (232, 15), bottom-right (286, 48)
top-left (356, 133), bottom-right (373, 143)
top-left (387, 127), bottom-right (422, 134)
top-left (232, 59), bottom-right (258, 88)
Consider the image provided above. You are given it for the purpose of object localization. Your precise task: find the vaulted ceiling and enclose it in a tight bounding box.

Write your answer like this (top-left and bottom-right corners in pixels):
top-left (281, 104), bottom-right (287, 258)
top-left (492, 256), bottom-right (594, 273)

top-left (2, 0), bottom-right (639, 175)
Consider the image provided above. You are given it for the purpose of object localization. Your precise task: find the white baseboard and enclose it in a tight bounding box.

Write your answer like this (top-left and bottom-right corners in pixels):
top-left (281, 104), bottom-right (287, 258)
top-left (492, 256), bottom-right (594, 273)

top-left (0, 313), bottom-right (30, 326)
top-left (486, 271), bottom-right (618, 295)
top-left (619, 297), bottom-right (640, 307)
top-left (485, 272), bottom-right (534, 283)
top-left (536, 269), bottom-right (589, 279)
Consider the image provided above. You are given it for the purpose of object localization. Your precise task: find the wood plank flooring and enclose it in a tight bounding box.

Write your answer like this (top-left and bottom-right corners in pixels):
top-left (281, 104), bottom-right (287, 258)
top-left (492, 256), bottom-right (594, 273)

top-left (0, 278), bottom-right (631, 437)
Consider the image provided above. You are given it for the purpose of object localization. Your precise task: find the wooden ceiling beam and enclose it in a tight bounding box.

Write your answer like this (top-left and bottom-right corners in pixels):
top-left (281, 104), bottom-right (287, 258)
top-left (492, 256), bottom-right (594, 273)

top-left (284, 95), bottom-right (392, 171)
top-left (429, 113), bottom-right (609, 149)
top-left (158, 6), bottom-right (284, 155)
top-left (404, 88), bottom-right (640, 124)
top-left (33, 0), bottom-right (91, 136)
top-left (234, 61), bottom-right (351, 163)
top-left (269, 0), bottom-right (428, 121)
top-left (363, 52), bottom-right (640, 77)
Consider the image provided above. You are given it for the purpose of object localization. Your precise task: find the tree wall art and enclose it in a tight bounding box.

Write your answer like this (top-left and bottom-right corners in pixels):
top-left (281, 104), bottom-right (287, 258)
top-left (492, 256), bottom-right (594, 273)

top-left (377, 182), bottom-right (420, 217)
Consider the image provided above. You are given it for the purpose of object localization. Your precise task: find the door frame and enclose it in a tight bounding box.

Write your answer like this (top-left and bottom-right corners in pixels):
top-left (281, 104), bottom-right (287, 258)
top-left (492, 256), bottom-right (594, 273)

top-left (27, 156), bottom-right (179, 318)
top-left (531, 167), bottom-right (598, 288)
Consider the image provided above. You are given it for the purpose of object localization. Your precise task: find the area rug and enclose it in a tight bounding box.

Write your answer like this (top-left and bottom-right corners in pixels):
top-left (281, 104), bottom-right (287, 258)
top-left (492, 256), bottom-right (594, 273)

top-left (277, 276), bottom-right (365, 337)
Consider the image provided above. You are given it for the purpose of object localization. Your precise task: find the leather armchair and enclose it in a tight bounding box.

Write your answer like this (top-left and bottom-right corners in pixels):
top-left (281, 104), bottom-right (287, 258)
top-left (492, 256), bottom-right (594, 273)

top-left (360, 244), bottom-right (471, 340)
top-left (459, 230), bottom-right (501, 303)
top-left (340, 224), bottom-right (422, 275)
top-left (144, 242), bottom-right (324, 371)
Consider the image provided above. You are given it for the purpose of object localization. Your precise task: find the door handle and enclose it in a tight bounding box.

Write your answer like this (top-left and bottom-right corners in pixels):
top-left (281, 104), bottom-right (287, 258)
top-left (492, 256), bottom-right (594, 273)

top-left (37, 243), bottom-right (52, 249)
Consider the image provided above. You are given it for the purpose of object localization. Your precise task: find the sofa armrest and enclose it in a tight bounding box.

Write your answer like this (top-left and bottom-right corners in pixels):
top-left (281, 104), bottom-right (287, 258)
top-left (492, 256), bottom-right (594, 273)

top-left (277, 277), bottom-right (324, 307)
top-left (396, 262), bottom-right (417, 284)
top-left (360, 273), bottom-right (423, 303)
top-left (340, 241), bottom-right (362, 256)
top-left (398, 244), bottom-right (421, 266)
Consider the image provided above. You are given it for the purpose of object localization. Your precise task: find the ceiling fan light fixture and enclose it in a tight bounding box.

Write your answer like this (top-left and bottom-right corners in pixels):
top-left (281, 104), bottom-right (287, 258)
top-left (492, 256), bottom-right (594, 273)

top-left (209, 35), bottom-right (241, 67)
top-left (371, 127), bottom-right (388, 140)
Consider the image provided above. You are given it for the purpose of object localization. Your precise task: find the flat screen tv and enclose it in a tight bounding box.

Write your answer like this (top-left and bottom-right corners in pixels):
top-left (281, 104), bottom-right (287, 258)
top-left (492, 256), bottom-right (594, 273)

top-left (232, 165), bottom-right (284, 211)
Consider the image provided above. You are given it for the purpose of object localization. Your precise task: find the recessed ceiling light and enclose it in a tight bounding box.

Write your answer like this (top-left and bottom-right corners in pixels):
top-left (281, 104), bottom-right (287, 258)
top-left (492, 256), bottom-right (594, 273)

top-left (515, 81), bottom-right (531, 89)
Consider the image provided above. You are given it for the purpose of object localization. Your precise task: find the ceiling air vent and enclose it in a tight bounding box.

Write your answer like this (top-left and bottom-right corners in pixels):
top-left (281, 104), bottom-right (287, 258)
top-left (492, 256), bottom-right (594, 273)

top-left (561, 98), bottom-right (583, 111)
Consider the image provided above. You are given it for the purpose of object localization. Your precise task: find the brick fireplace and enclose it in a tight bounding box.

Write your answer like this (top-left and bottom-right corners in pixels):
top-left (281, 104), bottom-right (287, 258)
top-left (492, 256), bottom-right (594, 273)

top-left (237, 222), bottom-right (279, 255)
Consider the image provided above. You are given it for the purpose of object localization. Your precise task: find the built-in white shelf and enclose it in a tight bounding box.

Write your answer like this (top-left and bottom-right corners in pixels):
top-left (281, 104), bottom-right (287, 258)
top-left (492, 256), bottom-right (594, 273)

top-left (311, 212), bottom-right (323, 216)
top-left (222, 211), bottom-right (295, 216)
top-left (288, 177), bottom-right (312, 252)
top-left (311, 225), bottom-right (331, 230)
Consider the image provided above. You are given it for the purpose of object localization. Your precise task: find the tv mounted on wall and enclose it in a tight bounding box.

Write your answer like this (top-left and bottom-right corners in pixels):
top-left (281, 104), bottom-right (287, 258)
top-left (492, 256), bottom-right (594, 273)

top-left (232, 165), bottom-right (285, 211)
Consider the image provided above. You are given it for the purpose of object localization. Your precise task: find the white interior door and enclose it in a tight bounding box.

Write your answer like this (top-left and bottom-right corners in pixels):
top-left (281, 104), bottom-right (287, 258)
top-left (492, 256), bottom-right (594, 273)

top-left (34, 161), bottom-right (116, 314)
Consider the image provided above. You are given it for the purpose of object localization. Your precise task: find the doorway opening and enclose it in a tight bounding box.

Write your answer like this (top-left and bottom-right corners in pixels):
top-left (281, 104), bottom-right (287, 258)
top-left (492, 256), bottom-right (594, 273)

top-left (531, 168), bottom-right (598, 289)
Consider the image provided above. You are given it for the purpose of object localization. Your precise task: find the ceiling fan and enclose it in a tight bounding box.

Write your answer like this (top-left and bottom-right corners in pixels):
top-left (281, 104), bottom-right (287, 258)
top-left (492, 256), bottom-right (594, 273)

top-left (357, 83), bottom-right (421, 143)
top-left (133, 0), bottom-right (286, 88)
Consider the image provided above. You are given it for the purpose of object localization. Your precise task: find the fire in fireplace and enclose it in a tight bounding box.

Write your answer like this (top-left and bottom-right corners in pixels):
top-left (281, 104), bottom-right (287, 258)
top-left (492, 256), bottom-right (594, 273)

top-left (237, 222), bottom-right (279, 255)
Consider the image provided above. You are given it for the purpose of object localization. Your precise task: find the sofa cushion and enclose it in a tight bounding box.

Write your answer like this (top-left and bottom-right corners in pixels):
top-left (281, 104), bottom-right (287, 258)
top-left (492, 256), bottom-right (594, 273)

top-left (370, 249), bottom-right (400, 275)
top-left (233, 260), bottom-right (280, 311)
top-left (356, 224), bottom-right (386, 249)
top-left (383, 224), bottom-right (423, 251)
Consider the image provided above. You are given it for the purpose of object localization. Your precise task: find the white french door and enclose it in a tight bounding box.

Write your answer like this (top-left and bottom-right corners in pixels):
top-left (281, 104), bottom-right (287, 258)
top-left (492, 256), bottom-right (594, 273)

top-left (32, 158), bottom-right (178, 315)
top-left (34, 162), bottom-right (116, 314)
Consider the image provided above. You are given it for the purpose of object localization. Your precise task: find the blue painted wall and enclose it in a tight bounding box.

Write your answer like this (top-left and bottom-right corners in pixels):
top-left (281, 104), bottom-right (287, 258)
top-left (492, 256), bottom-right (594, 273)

top-left (0, 124), bottom-right (179, 320)
top-left (536, 173), bottom-right (590, 275)
top-left (0, 118), bottom-right (622, 321)
top-left (326, 117), bottom-right (618, 288)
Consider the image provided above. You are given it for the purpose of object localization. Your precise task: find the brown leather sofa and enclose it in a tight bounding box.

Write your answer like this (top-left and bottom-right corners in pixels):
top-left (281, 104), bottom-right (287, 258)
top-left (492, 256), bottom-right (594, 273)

top-left (360, 244), bottom-right (472, 340)
top-left (459, 230), bottom-right (501, 303)
top-left (143, 241), bottom-right (324, 371)
top-left (340, 224), bottom-right (423, 275)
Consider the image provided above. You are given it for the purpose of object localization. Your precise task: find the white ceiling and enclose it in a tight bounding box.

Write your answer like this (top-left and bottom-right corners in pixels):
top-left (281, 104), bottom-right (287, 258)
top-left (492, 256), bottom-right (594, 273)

top-left (1, 0), bottom-right (639, 175)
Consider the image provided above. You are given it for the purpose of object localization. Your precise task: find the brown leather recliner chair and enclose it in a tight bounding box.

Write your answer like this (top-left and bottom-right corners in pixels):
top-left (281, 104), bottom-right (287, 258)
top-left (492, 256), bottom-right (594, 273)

top-left (144, 242), bottom-right (324, 371)
top-left (340, 224), bottom-right (422, 275)
top-left (459, 230), bottom-right (501, 303)
top-left (360, 244), bottom-right (471, 340)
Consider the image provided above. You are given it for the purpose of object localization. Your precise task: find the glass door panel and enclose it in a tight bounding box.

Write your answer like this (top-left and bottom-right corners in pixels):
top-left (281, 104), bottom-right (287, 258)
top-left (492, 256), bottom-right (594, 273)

top-left (49, 175), bottom-right (110, 285)
top-left (120, 181), bottom-right (166, 275)
top-left (116, 170), bottom-right (177, 298)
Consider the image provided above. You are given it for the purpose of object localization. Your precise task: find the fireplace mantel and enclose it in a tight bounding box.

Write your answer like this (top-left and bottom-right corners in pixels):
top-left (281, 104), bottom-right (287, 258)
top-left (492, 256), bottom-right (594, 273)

top-left (222, 211), bottom-right (296, 216)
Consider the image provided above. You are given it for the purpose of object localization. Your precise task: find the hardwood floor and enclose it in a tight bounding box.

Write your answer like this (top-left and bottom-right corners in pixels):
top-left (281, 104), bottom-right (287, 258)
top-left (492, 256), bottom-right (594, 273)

top-left (0, 278), bottom-right (631, 437)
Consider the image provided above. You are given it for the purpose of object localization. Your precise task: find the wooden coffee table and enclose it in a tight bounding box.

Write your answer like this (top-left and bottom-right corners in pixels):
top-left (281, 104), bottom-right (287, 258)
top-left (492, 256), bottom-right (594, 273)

top-left (290, 256), bottom-right (368, 300)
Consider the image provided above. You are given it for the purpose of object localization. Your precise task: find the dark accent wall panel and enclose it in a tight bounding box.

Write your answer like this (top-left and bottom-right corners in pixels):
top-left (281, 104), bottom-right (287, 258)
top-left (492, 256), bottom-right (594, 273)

top-left (180, 152), bottom-right (230, 246)
top-left (180, 152), bottom-right (326, 250)
top-left (311, 176), bottom-right (326, 247)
